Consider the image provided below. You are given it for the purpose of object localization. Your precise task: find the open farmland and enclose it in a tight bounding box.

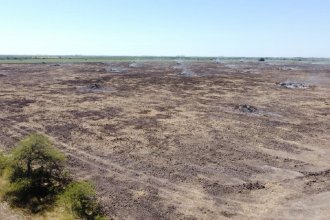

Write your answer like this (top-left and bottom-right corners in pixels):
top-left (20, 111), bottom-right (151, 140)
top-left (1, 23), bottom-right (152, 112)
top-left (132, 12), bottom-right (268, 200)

top-left (0, 60), bottom-right (330, 219)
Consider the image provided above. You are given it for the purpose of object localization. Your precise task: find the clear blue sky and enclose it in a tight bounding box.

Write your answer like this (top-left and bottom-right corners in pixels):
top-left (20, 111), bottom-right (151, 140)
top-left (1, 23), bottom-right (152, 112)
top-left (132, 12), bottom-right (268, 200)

top-left (1, 0), bottom-right (329, 57)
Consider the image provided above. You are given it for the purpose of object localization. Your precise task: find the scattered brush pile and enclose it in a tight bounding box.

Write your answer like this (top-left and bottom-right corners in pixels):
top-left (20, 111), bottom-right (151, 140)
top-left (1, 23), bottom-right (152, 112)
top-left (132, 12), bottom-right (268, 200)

top-left (89, 83), bottom-right (102, 90)
top-left (0, 133), bottom-right (107, 220)
top-left (235, 104), bottom-right (259, 113)
top-left (97, 67), bottom-right (121, 73)
top-left (129, 62), bottom-right (141, 68)
top-left (276, 82), bottom-right (309, 89)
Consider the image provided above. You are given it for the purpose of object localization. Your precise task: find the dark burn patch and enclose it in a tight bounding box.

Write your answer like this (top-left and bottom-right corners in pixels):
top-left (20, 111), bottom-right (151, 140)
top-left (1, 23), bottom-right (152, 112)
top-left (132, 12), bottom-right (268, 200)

top-left (302, 169), bottom-right (330, 194)
top-left (103, 124), bottom-right (120, 134)
top-left (4, 114), bottom-right (30, 123)
top-left (0, 99), bottom-right (35, 112)
top-left (203, 181), bottom-right (265, 196)
top-left (221, 211), bottom-right (238, 218)
top-left (68, 107), bottom-right (121, 120)
top-left (45, 123), bottom-right (93, 141)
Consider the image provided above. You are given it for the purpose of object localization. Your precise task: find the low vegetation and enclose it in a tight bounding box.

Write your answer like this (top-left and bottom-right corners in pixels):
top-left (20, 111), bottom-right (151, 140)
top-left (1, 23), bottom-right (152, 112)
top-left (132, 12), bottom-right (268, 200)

top-left (59, 181), bottom-right (105, 220)
top-left (0, 151), bottom-right (7, 175)
top-left (0, 133), bottom-right (106, 220)
top-left (5, 133), bottom-right (67, 212)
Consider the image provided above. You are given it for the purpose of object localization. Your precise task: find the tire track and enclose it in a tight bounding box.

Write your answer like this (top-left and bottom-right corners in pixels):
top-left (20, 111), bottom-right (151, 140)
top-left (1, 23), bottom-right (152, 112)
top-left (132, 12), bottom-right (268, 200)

top-left (3, 117), bottom-right (329, 219)
top-left (0, 117), bottom-right (227, 206)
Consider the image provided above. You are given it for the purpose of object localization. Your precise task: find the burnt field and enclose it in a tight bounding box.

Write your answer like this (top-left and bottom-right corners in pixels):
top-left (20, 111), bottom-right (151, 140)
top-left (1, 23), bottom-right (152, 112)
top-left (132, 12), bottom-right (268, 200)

top-left (0, 61), bottom-right (330, 219)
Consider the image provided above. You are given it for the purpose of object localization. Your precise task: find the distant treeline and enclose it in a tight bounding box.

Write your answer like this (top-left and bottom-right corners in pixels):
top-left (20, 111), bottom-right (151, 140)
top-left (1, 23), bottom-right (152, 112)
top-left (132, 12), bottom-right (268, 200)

top-left (0, 55), bottom-right (329, 64)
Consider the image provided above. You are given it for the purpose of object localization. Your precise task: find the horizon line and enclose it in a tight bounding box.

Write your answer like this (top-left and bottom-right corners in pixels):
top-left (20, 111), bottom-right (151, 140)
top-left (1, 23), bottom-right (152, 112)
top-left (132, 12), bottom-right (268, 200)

top-left (1, 54), bottom-right (329, 59)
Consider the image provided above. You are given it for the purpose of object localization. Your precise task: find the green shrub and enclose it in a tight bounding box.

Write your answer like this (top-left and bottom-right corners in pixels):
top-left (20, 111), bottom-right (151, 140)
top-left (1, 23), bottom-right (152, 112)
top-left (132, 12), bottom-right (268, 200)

top-left (1, 133), bottom-right (106, 218)
top-left (10, 133), bottom-right (66, 181)
top-left (4, 178), bottom-right (33, 204)
top-left (0, 151), bottom-right (8, 175)
top-left (5, 133), bottom-right (68, 212)
top-left (59, 181), bottom-right (106, 220)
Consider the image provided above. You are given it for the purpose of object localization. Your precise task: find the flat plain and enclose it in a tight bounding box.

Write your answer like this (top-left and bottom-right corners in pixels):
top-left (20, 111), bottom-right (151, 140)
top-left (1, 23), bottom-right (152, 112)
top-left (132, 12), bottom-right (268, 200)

top-left (0, 60), bottom-right (329, 219)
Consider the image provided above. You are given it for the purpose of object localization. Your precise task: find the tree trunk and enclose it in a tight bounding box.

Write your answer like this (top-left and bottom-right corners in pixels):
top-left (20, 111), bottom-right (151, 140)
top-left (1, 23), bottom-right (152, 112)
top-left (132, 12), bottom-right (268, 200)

top-left (27, 159), bottom-right (32, 177)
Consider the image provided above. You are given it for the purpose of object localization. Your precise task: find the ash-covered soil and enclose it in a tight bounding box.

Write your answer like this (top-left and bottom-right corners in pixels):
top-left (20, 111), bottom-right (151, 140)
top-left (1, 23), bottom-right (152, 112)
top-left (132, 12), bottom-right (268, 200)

top-left (0, 61), bottom-right (330, 219)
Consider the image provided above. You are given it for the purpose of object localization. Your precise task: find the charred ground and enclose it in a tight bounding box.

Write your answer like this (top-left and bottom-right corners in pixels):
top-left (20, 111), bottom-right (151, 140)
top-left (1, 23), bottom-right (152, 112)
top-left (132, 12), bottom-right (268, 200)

top-left (0, 61), bottom-right (329, 219)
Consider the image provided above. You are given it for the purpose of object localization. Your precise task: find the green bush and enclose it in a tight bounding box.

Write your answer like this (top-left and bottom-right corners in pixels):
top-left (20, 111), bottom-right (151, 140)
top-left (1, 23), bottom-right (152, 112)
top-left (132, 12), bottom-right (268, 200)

top-left (5, 178), bottom-right (33, 203)
top-left (10, 133), bottom-right (66, 182)
top-left (0, 151), bottom-right (8, 175)
top-left (59, 181), bottom-right (106, 220)
top-left (5, 133), bottom-right (68, 212)
top-left (1, 133), bottom-right (106, 218)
